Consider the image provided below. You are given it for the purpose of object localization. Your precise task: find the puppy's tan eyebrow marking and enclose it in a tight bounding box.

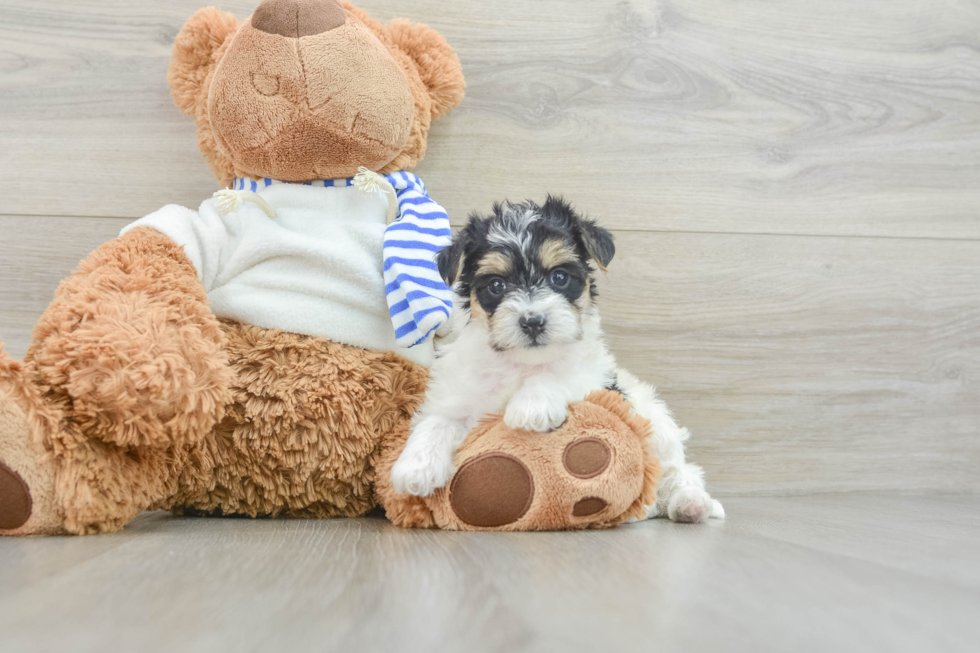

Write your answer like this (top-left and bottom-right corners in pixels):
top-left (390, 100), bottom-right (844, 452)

top-left (477, 251), bottom-right (513, 276)
top-left (469, 291), bottom-right (489, 325)
top-left (538, 238), bottom-right (578, 269)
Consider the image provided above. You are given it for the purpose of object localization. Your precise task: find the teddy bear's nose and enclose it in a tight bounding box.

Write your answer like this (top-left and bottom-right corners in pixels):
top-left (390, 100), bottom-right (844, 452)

top-left (252, 0), bottom-right (347, 38)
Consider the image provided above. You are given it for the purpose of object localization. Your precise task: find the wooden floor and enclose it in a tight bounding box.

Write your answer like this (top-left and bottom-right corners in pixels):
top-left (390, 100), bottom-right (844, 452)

top-left (0, 495), bottom-right (977, 653)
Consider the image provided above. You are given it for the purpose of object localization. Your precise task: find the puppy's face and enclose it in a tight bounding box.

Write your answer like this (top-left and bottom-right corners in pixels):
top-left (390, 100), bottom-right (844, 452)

top-left (438, 196), bottom-right (615, 352)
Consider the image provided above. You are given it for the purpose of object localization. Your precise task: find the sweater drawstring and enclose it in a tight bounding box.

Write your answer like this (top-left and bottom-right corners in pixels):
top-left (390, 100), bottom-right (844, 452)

top-left (353, 167), bottom-right (399, 224)
top-left (212, 189), bottom-right (278, 219)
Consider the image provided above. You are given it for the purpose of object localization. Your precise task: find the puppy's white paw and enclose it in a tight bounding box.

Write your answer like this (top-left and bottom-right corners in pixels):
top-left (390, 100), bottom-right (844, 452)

top-left (667, 487), bottom-right (717, 523)
top-left (504, 385), bottom-right (568, 432)
top-left (390, 449), bottom-right (454, 497)
top-left (390, 418), bottom-right (457, 497)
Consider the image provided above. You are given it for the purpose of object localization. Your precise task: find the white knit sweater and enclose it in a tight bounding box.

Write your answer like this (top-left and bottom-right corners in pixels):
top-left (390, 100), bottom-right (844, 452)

top-left (121, 179), bottom-right (439, 366)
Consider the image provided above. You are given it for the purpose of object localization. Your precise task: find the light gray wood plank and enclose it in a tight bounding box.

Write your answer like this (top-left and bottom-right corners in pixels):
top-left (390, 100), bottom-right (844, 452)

top-left (0, 522), bottom-right (146, 595)
top-left (1, 1), bottom-right (979, 238)
top-left (723, 494), bottom-right (980, 588)
top-left (0, 216), bottom-right (131, 357)
top-left (0, 495), bottom-right (977, 653)
top-left (1, 217), bottom-right (978, 495)
top-left (599, 230), bottom-right (980, 495)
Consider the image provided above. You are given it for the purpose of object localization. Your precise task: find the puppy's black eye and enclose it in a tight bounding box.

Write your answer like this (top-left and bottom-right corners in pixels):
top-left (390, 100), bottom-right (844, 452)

top-left (488, 278), bottom-right (507, 295)
top-left (550, 269), bottom-right (569, 288)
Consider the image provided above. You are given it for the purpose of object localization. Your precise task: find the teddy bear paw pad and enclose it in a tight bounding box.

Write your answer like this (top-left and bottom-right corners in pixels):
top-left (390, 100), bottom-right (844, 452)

top-left (449, 453), bottom-right (534, 527)
top-left (422, 391), bottom-right (658, 531)
top-left (0, 461), bottom-right (32, 530)
top-left (563, 438), bottom-right (611, 478)
top-left (571, 497), bottom-right (608, 517)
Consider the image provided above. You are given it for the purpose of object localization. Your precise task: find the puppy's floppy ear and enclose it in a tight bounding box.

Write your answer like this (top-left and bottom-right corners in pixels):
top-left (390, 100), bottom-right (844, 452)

top-left (543, 195), bottom-right (616, 271)
top-left (168, 7), bottom-right (239, 115)
top-left (579, 219), bottom-right (616, 271)
top-left (437, 234), bottom-right (466, 287)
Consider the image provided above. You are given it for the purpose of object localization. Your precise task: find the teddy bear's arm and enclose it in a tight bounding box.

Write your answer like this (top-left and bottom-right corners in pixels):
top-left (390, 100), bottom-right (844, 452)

top-left (120, 203), bottom-right (229, 292)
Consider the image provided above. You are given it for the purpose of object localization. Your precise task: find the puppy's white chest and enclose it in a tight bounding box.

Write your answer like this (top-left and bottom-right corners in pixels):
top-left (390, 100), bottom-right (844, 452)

top-left (476, 354), bottom-right (583, 414)
top-left (474, 363), bottom-right (537, 414)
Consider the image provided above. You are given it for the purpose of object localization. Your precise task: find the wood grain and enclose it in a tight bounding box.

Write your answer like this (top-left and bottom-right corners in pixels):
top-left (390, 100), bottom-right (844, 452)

top-left (0, 495), bottom-right (977, 653)
top-left (1, 1), bottom-right (979, 237)
top-left (2, 216), bottom-right (978, 495)
top-left (0, 216), bottom-right (130, 356)
top-left (600, 230), bottom-right (980, 495)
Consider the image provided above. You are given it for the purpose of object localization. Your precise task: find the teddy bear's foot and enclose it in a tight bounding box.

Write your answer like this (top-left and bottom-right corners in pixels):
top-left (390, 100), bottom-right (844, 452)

top-left (442, 425), bottom-right (639, 530)
top-left (405, 391), bottom-right (661, 531)
top-left (0, 353), bottom-right (64, 536)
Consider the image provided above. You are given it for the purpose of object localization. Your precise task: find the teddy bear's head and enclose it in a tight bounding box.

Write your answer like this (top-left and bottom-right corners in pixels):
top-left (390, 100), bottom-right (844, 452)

top-left (168, 0), bottom-right (465, 185)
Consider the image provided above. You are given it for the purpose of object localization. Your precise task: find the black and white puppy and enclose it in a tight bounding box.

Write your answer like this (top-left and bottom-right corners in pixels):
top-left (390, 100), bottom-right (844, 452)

top-left (390, 197), bottom-right (724, 522)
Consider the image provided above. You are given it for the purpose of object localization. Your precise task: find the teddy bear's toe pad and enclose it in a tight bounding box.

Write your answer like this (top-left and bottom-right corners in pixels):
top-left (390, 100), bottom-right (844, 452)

top-left (572, 497), bottom-right (608, 517)
top-left (450, 453), bottom-right (534, 527)
top-left (0, 462), bottom-right (32, 530)
top-left (563, 438), bottom-right (611, 478)
top-left (0, 376), bottom-right (65, 536)
top-left (422, 391), bottom-right (658, 531)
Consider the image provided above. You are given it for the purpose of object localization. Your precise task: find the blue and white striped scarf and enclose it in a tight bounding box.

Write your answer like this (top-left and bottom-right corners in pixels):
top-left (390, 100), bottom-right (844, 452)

top-left (232, 172), bottom-right (453, 349)
top-left (382, 171), bottom-right (454, 347)
top-left (232, 177), bottom-right (357, 190)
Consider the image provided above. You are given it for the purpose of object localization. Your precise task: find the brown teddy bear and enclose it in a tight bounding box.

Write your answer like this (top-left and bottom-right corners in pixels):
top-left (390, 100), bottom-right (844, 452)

top-left (0, 0), bottom-right (658, 536)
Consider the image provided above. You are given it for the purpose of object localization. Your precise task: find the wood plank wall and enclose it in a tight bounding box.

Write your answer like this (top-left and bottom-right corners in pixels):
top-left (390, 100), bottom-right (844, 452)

top-left (1, 0), bottom-right (978, 495)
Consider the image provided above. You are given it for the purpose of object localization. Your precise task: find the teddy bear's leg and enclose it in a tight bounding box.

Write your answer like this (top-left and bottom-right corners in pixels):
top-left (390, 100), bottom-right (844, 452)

top-left (379, 391), bottom-right (661, 531)
top-left (166, 321), bottom-right (428, 521)
top-left (0, 346), bottom-right (64, 534)
top-left (0, 227), bottom-right (233, 535)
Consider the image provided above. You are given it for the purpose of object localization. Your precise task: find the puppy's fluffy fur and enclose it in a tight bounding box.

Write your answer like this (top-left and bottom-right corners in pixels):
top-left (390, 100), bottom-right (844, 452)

top-left (391, 197), bottom-right (724, 523)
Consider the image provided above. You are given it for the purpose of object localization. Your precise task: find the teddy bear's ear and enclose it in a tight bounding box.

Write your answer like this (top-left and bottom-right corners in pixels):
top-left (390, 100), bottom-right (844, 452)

top-left (386, 19), bottom-right (466, 120)
top-left (168, 7), bottom-right (239, 115)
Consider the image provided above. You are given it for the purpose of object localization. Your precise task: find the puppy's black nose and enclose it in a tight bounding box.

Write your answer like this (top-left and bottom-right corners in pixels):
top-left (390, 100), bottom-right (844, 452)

top-left (519, 314), bottom-right (547, 337)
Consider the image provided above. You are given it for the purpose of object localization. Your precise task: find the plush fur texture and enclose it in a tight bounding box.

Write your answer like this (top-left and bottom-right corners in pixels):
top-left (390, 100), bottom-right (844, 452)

top-left (0, 346), bottom-right (64, 535)
top-left (169, 0), bottom-right (465, 185)
top-left (167, 320), bottom-right (427, 519)
top-left (27, 228), bottom-right (233, 452)
top-left (0, 228), bottom-right (427, 535)
top-left (378, 390), bottom-right (660, 531)
top-left (17, 228), bottom-right (232, 534)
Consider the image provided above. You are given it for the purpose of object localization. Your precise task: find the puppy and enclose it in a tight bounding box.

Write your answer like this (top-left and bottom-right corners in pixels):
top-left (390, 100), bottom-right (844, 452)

top-left (390, 196), bottom-right (724, 523)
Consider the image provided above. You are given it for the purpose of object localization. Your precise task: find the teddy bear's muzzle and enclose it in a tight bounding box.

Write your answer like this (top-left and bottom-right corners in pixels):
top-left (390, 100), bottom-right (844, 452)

top-left (206, 2), bottom-right (417, 181)
top-left (252, 0), bottom-right (347, 38)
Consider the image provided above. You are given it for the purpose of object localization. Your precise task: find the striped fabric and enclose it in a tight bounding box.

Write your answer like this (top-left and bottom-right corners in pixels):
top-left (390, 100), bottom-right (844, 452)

top-left (382, 171), bottom-right (454, 347)
top-left (233, 177), bottom-right (355, 190)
